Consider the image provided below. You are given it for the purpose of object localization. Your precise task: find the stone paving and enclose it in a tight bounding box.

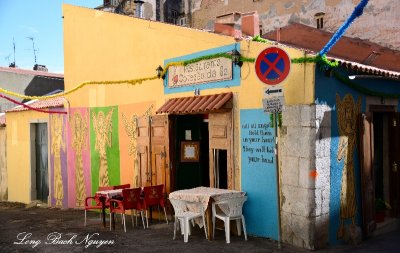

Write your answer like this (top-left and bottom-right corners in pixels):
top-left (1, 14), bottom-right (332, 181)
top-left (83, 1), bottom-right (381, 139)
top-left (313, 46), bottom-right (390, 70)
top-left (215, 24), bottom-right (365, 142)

top-left (0, 202), bottom-right (398, 253)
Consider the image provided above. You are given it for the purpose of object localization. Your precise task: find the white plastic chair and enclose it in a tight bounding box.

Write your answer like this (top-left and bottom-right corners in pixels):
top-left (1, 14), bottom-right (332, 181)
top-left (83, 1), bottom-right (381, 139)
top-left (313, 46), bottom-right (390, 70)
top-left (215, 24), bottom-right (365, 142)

top-left (169, 199), bottom-right (207, 243)
top-left (212, 196), bottom-right (247, 243)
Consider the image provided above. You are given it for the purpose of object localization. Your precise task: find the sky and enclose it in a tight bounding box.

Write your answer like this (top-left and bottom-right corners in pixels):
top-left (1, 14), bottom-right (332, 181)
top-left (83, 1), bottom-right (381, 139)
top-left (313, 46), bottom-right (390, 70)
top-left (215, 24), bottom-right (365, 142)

top-left (0, 0), bottom-right (103, 73)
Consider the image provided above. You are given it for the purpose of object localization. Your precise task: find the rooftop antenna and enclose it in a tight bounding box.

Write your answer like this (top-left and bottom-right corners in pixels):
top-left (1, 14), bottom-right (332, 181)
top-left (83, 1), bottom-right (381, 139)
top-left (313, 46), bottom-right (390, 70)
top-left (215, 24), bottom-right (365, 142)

top-left (12, 37), bottom-right (16, 66)
top-left (26, 36), bottom-right (38, 64)
top-left (5, 54), bottom-right (11, 65)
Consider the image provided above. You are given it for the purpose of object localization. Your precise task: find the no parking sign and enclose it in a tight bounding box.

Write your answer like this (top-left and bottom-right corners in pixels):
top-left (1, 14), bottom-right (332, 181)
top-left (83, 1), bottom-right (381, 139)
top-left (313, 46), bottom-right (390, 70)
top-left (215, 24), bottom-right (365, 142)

top-left (255, 47), bottom-right (291, 85)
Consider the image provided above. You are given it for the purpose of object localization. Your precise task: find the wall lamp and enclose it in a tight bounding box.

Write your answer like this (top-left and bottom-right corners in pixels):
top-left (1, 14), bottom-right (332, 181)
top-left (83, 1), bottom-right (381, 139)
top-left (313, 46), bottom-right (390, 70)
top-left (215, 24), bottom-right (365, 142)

top-left (231, 49), bottom-right (243, 67)
top-left (156, 65), bottom-right (165, 79)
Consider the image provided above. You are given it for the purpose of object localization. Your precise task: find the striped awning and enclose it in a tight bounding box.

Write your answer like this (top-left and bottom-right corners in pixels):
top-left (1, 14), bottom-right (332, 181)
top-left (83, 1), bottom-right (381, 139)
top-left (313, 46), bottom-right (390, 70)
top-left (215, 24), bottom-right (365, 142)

top-left (156, 92), bottom-right (233, 114)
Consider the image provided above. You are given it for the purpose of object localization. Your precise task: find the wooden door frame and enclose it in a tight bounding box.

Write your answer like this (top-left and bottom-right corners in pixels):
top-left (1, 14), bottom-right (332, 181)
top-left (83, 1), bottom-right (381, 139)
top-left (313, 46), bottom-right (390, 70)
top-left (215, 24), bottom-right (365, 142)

top-left (359, 112), bottom-right (376, 236)
top-left (208, 111), bottom-right (234, 189)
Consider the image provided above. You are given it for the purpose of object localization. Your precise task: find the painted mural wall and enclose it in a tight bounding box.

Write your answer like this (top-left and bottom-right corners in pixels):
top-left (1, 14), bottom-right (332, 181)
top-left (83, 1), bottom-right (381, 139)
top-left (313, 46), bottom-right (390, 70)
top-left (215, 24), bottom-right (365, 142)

top-left (241, 109), bottom-right (278, 239)
top-left (315, 67), bottom-right (400, 245)
top-left (5, 6), bottom-right (314, 246)
top-left (67, 108), bottom-right (91, 208)
top-left (61, 5), bottom-right (313, 229)
top-left (49, 113), bottom-right (68, 208)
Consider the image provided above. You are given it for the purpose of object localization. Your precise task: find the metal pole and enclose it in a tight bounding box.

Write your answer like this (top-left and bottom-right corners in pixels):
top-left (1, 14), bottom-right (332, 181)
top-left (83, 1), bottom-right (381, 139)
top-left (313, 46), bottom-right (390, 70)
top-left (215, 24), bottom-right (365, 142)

top-left (274, 112), bottom-right (282, 250)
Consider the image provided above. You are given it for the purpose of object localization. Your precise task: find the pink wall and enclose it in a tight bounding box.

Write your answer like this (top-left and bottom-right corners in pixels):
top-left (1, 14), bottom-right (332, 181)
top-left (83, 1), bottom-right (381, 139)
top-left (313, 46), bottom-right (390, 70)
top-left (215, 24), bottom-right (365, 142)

top-left (66, 108), bottom-right (91, 208)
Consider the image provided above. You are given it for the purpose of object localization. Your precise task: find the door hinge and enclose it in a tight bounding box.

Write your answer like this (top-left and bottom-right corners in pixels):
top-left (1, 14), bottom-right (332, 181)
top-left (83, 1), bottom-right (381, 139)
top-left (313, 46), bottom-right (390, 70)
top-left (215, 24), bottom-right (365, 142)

top-left (392, 162), bottom-right (398, 172)
top-left (160, 151), bottom-right (166, 158)
top-left (393, 118), bottom-right (397, 127)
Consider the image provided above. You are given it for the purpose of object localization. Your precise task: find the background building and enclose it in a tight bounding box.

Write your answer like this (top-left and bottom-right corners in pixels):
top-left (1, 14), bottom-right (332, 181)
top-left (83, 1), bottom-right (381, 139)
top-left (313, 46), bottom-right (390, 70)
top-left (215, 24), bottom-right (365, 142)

top-left (0, 67), bottom-right (64, 113)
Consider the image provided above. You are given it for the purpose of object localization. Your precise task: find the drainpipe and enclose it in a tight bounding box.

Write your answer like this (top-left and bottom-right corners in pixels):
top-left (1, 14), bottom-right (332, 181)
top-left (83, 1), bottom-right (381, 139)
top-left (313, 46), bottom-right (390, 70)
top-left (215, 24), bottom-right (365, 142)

top-left (276, 28), bottom-right (281, 42)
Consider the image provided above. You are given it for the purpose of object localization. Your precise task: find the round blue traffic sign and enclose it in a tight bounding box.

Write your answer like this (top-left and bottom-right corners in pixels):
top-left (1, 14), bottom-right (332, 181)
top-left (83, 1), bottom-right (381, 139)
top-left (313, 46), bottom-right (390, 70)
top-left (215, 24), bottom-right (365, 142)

top-left (255, 47), bottom-right (291, 85)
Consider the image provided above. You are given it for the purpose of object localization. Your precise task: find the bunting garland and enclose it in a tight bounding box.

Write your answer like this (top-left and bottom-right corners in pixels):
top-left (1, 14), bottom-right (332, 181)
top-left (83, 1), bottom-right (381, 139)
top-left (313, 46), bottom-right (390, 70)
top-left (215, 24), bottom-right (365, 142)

top-left (333, 70), bottom-right (400, 99)
top-left (0, 94), bottom-right (67, 114)
top-left (319, 0), bottom-right (370, 56)
top-left (0, 0), bottom-right (374, 105)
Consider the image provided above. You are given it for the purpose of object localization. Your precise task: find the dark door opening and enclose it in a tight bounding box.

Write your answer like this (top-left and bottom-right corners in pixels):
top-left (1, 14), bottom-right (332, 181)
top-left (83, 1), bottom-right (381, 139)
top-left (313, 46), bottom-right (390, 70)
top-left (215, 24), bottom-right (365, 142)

top-left (34, 123), bottom-right (49, 203)
top-left (373, 113), bottom-right (386, 203)
top-left (373, 111), bottom-right (400, 220)
top-left (175, 114), bottom-right (210, 190)
top-left (213, 149), bottom-right (227, 189)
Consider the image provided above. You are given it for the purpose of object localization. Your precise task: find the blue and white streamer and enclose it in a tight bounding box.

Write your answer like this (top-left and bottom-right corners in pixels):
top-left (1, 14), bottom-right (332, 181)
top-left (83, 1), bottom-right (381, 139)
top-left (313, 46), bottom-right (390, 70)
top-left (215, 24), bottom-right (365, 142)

top-left (319, 0), bottom-right (369, 56)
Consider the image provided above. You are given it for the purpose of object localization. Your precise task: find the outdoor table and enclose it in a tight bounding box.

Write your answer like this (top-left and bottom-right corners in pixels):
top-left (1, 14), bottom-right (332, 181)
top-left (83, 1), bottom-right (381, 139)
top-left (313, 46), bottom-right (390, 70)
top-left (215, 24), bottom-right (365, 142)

top-left (169, 186), bottom-right (245, 240)
top-left (95, 189), bottom-right (123, 229)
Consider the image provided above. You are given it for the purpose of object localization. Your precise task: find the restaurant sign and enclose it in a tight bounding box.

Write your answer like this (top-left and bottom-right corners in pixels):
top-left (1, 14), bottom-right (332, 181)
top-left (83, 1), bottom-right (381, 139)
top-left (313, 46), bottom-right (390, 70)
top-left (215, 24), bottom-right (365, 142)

top-left (168, 57), bottom-right (232, 88)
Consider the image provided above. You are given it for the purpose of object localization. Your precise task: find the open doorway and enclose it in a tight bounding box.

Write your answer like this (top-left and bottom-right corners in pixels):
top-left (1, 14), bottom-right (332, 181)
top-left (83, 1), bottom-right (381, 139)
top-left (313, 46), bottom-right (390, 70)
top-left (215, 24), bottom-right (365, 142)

top-left (30, 123), bottom-right (49, 203)
top-left (173, 114), bottom-right (210, 190)
top-left (371, 109), bottom-right (400, 227)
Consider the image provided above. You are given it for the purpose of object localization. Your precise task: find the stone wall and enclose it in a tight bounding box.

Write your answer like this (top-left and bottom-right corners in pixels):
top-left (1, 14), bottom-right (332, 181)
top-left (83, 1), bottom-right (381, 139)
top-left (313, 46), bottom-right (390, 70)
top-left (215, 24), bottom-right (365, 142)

top-left (279, 104), bottom-right (331, 250)
top-left (190, 0), bottom-right (399, 50)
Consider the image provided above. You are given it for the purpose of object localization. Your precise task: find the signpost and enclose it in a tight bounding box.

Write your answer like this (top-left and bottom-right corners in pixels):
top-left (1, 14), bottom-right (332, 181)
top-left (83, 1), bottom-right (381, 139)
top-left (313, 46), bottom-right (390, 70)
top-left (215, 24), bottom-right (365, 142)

top-left (255, 47), bottom-right (291, 85)
top-left (262, 97), bottom-right (284, 113)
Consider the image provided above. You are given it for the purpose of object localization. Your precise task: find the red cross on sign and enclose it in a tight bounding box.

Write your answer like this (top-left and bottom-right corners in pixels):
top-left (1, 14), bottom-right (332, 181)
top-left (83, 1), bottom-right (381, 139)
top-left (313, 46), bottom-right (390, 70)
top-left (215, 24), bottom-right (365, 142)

top-left (255, 47), bottom-right (291, 85)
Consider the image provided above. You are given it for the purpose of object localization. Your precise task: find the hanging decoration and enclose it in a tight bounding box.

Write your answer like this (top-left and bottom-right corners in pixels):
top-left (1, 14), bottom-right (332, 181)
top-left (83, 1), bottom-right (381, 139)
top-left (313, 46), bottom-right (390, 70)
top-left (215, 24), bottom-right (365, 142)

top-left (0, 0), bottom-right (371, 103)
top-left (252, 35), bottom-right (338, 67)
top-left (0, 93), bottom-right (67, 114)
top-left (319, 0), bottom-right (369, 56)
top-left (269, 113), bottom-right (282, 128)
top-left (0, 47), bottom-right (330, 101)
top-left (0, 75), bottom-right (159, 101)
top-left (333, 70), bottom-right (400, 99)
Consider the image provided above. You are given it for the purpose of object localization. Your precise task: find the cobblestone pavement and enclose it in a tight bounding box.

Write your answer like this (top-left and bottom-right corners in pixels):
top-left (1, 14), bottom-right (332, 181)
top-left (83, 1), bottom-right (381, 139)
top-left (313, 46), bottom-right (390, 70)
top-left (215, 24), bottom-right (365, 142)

top-left (0, 202), bottom-right (398, 253)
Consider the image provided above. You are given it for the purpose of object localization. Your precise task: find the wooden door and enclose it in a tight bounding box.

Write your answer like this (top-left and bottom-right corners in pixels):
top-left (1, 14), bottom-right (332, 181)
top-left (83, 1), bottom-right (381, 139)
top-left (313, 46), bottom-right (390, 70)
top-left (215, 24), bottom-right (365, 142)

top-left (389, 113), bottom-right (400, 217)
top-left (136, 116), bottom-right (150, 187)
top-left (208, 112), bottom-right (233, 189)
top-left (150, 115), bottom-right (170, 194)
top-left (359, 113), bottom-right (376, 236)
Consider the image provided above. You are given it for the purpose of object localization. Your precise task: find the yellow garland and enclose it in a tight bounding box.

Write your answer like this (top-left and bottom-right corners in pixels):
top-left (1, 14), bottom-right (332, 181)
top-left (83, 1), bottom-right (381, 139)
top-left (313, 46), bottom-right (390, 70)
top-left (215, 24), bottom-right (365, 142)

top-left (2, 53), bottom-right (291, 100)
top-left (0, 75), bottom-right (159, 100)
top-left (0, 61), bottom-right (187, 100)
top-left (162, 61), bottom-right (184, 77)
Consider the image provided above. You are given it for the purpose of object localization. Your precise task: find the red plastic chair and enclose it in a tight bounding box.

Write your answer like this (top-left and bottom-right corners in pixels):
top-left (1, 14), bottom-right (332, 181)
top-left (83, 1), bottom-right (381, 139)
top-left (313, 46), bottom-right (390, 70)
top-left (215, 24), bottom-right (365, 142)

top-left (109, 188), bottom-right (146, 232)
top-left (84, 186), bottom-right (114, 226)
top-left (142, 184), bottom-right (168, 228)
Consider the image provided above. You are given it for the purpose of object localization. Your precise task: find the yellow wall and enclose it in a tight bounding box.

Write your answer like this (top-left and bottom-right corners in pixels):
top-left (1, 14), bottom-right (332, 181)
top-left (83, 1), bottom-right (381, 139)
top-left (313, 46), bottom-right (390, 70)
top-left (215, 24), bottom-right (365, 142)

top-left (63, 4), bottom-right (314, 110)
top-left (5, 5), bottom-right (315, 203)
top-left (238, 41), bottom-right (315, 108)
top-left (6, 110), bottom-right (48, 204)
top-left (63, 4), bottom-right (237, 109)
top-left (62, 4), bottom-right (315, 192)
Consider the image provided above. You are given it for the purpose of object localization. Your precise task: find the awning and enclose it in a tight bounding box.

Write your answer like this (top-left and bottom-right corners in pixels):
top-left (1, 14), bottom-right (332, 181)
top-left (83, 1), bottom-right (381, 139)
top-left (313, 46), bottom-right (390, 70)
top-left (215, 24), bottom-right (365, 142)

top-left (156, 92), bottom-right (233, 115)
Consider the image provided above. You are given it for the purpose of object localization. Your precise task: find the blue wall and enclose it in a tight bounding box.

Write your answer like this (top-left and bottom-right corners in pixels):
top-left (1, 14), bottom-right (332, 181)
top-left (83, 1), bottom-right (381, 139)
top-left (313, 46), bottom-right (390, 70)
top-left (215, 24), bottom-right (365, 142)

top-left (241, 109), bottom-right (278, 239)
top-left (163, 43), bottom-right (241, 94)
top-left (315, 67), bottom-right (400, 245)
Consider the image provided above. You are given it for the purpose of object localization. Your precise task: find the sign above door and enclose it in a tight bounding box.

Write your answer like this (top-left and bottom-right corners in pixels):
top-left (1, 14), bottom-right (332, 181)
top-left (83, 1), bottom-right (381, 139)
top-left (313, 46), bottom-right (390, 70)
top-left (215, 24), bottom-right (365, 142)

top-left (167, 57), bottom-right (232, 88)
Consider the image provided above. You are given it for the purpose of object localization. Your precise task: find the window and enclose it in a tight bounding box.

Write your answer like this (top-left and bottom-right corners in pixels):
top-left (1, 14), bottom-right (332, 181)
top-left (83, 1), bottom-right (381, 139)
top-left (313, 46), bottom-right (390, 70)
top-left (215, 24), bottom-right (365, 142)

top-left (179, 17), bottom-right (187, 26)
top-left (111, 0), bottom-right (119, 6)
top-left (317, 17), bottom-right (324, 29)
top-left (171, 9), bottom-right (178, 19)
top-left (314, 12), bottom-right (325, 29)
